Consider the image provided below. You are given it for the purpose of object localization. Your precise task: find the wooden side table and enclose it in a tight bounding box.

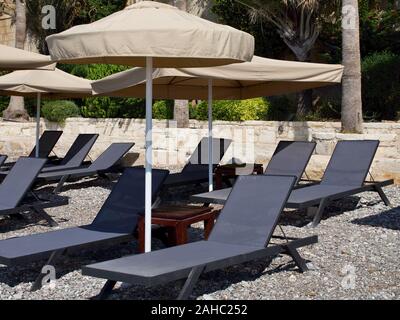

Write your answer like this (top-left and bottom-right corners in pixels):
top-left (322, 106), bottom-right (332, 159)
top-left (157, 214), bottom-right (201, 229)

top-left (137, 205), bottom-right (218, 253)
top-left (214, 163), bottom-right (264, 189)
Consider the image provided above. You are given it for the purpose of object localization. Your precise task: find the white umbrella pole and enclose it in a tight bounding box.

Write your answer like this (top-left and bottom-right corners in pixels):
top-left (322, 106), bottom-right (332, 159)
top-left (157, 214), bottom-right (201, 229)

top-left (35, 92), bottom-right (41, 158)
top-left (145, 57), bottom-right (153, 253)
top-left (208, 79), bottom-right (213, 192)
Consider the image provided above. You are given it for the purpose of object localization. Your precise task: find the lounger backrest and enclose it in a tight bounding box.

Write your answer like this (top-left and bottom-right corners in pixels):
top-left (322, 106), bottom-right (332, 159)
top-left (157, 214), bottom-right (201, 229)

top-left (208, 175), bottom-right (296, 248)
top-left (321, 140), bottom-right (379, 187)
top-left (60, 134), bottom-right (99, 166)
top-left (90, 167), bottom-right (169, 233)
top-left (0, 157), bottom-right (46, 208)
top-left (29, 130), bottom-right (63, 158)
top-left (188, 138), bottom-right (231, 165)
top-left (0, 155), bottom-right (7, 167)
top-left (265, 141), bottom-right (316, 183)
top-left (88, 143), bottom-right (134, 171)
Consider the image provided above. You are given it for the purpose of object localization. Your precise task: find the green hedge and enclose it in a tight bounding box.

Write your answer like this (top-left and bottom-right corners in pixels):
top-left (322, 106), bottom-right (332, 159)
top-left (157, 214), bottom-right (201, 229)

top-left (362, 51), bottom-right (400, 120)
top-left (81, 99), bottom-right (174, 119)
top-left (190, 98), bottom-right (269, 121)
top-left (41, 100), bottom-right (81, 123)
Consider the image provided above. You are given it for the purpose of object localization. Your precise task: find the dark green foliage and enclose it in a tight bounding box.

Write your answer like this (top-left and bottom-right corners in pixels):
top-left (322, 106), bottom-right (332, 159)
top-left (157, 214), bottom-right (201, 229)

top-left (265, 96), bottom-right (297, 121)
top-left (362, 51), bottom-right (400, 120)
top-left (212, 0), bottom-right (287, 58)
top-left (41, 100), bottom-right (81, 123)
top-left (26, 0), bottom-right (126, 54)
top-left (0, 96), bottom-right (9, 114)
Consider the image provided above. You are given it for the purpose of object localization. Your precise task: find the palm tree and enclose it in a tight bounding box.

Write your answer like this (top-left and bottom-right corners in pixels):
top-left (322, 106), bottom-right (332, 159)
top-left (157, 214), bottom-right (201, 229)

top-left (235, 0), bottom-right (338, 117)
top-left (170, 0), bottom-right (191, 127)
top-left (2, 0), bottom-right (29, 121)
top-left (341, 0), bottom-right (363, 133)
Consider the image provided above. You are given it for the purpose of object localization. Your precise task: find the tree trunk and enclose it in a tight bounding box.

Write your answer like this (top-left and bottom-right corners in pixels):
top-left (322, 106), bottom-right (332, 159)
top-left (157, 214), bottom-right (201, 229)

top-left (3, 0), bottom-right (29, 122)
top-left (172, 0), bottom-right (190, 128)
top-left (296, 89), bottom-right (313, 118)
top-left (174, 100), bottom-right (189, 128)
top-left (341, 0), bottom-right (363, 133)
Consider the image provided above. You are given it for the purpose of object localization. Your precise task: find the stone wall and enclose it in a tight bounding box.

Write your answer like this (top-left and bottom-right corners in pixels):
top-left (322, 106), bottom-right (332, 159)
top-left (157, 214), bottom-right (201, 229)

top-left (0, 118), bottom-right (399, 183)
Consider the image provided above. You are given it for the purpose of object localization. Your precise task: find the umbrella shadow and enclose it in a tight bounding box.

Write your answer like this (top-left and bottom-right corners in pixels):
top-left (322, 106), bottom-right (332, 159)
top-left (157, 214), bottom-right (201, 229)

top-left (279, 196), bottom-right (362, 228)
top-left (36, 176), bottom-right (115, 194)
top-left (351, 206), bottom-right (400, 230)
top-left (0, 241), bottom-right (138, 288)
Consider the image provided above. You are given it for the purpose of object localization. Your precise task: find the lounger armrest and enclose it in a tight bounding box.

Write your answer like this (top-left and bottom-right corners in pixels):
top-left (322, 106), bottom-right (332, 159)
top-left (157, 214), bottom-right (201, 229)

top-left (363, 179), bottom-right (394, 187)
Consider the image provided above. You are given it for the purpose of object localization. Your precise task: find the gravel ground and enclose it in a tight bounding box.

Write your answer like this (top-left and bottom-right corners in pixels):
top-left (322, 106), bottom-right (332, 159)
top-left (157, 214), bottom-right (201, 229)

top-left (0, 176), bottom-right (399, 300)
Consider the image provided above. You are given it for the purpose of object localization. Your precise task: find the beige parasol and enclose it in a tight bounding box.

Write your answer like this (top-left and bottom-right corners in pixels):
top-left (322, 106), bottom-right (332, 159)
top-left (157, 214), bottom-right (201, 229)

top-left (46, 1), bottom-right (254, 68)
top-left (0, 68), bottom-right (92, 157)
top-left (0, 44), bottom-right (55, 71)
top-left (92, 55), bottom-right (343, 190)
top-left (92, 56), bottom-right (344, 100)
top-left (46, 1), bottom-right (255, 252)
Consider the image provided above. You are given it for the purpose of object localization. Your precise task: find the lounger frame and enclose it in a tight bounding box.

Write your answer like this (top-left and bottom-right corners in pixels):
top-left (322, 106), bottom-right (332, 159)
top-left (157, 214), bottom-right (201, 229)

top-left (286, 179), bottom-right (393, 227)
top-left (93, 235), bottom-right (317, 300)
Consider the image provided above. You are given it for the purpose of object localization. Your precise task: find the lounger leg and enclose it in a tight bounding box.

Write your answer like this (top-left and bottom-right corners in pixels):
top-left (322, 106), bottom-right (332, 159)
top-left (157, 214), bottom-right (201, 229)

top-left (32, 207), bottom-right (58, 227)
top-left (54, 175), bottom-right (69, 194)
top-left (374, 185), bottom-right (391, 207)
top-left (177, 265), bottom-right (205, 300)
top-left (309, 198), bottom-right (329, 228)
top-left (31, 250), bottom-right (64, 292)
top-left (96, 280), bottom-right (117, 300)
top-left (285, 245), bottom-right (308, 273)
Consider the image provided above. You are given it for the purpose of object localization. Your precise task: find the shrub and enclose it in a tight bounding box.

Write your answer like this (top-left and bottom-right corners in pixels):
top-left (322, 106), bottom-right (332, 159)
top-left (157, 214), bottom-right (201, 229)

top-left (362, 51), bottom-right (400, 120)
top-left (190, 98), bottom-right (269, 121)
top-left (41, 100), bottom-right (81, 123)
top-left (81, 99), bottom-right (174, 119)
top-left (153, 100), bottom-right (174, 120)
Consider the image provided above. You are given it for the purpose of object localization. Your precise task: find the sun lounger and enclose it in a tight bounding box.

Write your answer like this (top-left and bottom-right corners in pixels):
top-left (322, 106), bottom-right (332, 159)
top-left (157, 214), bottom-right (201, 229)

top-left (83, 174), bottom-right (318, 300)
top-left (0, 155), bottom-right (7, 167)
top-left (37, 142), bottom-right (135, 193)
top-left (0, 167), bottom-right (169, 291)
top-left (0, 134), bottom-right (99, 179)
top-left (0, 157), bottom-right (68, 227)
top-left (1, 131), bottom-right (63, 169)
top-left (28, 130), bottom-right (63, 159)
top-left (266, 141), bottom-right (316, 183)
top-left (285, 140), bottom-right (393, 227)
top-left (163, 138), bottom-right (231, 187)
top-left (190, 140), bottom-right (316, 205)
top-left (43, 133), bottom-right (98, 169)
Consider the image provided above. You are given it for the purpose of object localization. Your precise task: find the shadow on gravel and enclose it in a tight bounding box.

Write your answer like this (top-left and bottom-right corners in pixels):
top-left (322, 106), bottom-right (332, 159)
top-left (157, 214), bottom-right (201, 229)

top-left (36, 176), bottom-right (115, 194)
top-left (0, 241), bottom-right (138, 288)
top-left (96, 256), bottom-right (302, 300)
top-left (0, 211), bottom-right (68, 234)
top-left (279, 196), bottom-right (361, 228)
top-left (351, 206), bottom-right (400, 230)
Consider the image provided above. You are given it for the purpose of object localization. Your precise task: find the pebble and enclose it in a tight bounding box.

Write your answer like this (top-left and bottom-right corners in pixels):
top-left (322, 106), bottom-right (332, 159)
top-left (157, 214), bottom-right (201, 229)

top-left (0, 177), bottom-right (399, 300)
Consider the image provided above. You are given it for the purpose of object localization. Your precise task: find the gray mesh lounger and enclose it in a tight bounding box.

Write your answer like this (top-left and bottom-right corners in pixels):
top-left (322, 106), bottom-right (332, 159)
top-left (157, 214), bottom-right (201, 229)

top-left (163, 138), bottom-right (231, 187)
top-left (83, 175), bottom-right (318, 300)
top-left (285, 140), bottom-right (393, 227)
top-left (0, 155), bottom-right (7, 167)
top-left (190, 141), bottom-right (316, 205)
top-left (0, 167), bottom-right (169, 292)
top-left (28, 130), bottom-right (63, 159)
top-left (37, 142), bottom-right (135, 193)
top-left (1, 131), bottom-right (63, 169)
top-left (42, 133), bottom-right (98, 170)
top-left (0, 157), bottom-right (68, 227)
top-left (0, 134), bottom-right (99, 178)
